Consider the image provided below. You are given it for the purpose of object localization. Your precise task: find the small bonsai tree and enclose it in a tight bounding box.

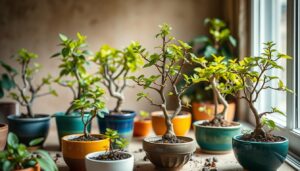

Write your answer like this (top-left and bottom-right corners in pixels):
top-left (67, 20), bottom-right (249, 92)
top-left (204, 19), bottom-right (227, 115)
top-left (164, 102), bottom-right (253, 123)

top-left (71, 85), bottom-right (105, 139)
top-left (230, 42), bottom-right (292, 139)
top-left (52, 33), bottom-right (94, 115)
top-left (93, 43), bottom-right (144, 113)
top-left (0, 132), bottom-right (57, 171)
top-left (130, 24), bottom-right (196, 141)
top-left (1, 49), bottom-right (57, 117)
top-left (190, 55), bottom-right (240, 126)
top-left (93, 128), bottom-right (129, 160)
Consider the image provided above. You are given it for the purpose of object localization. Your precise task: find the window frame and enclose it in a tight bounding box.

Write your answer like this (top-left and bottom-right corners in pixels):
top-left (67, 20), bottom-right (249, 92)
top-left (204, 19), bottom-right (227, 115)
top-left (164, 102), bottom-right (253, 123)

top-left (251, 0), bottom-right (300, 156)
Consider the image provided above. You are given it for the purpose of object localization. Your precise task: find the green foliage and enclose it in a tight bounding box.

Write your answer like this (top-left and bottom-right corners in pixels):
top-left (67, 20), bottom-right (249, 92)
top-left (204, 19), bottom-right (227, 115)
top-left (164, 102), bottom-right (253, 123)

top-left (0, 49), bottom-right (56, 117)
top-left (93, 42), bottom-right (144, 112)
top-left (53, 33), bottom-right (96, 115)
top-left (0, 132), bottom-right (57, 171)
top-left (230, 41), bottom-right (292, 134)
top-left (139, 110), bottom-right (150, 120)
top-left (105, 128), bottom-right (128, 151)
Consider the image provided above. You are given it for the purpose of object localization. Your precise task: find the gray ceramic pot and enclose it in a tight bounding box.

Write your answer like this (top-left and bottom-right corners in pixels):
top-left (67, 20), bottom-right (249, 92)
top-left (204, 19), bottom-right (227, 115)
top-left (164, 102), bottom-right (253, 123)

top-left (143, 136), bottom-right (196, 168)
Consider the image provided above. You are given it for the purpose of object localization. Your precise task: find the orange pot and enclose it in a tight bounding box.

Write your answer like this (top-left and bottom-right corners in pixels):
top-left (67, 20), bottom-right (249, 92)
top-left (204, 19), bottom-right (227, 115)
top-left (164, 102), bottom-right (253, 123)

top-left (0, 123), bottom-right (8, 151)
top-left (192, 102), bottom-right (236, 121)
top-left (14, 164), bottom-right (40, 171)
top-left (151, 111), bottom-right (191, 136)
top-left (133, 120), bottom-right (152, 137)
top-left (62, 134), bottom-right (109, 171)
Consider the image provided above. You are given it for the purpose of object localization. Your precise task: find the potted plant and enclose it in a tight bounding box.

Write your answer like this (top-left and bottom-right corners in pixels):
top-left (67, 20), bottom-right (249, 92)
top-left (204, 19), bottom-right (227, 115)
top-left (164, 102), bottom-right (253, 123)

top-left (183, 18), bottom-right (237, 122)
top-left (85, 128), bottom-right (133, 171)
top-left (133, 111), bottom-right (152, 137)
top-left (93, 43), bottom-right (143, 141)
top-left (1, 49), bottom-right (56, 147)
top-left (130, 24), bottom-right (196, 168)
top-left (231, 42), bottom-right (292, 171)
top-left (191, 55), bottom-right (241, 153)
top-left (52, 33), bottom-right (99, 146)
top-left (0, 132), bottom-right (58, 171)
top-left (61, 85), bottom-right (110, 171)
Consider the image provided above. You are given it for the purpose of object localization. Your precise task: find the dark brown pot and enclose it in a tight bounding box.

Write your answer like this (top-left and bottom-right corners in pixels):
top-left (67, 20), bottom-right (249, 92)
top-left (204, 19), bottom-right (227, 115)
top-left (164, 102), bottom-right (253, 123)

top-left (143, 136), bottom-right (196, 168)
top-left (0, 123), bottom-right (8, 150)
top-left (0, 102), bottom-right (18, 123)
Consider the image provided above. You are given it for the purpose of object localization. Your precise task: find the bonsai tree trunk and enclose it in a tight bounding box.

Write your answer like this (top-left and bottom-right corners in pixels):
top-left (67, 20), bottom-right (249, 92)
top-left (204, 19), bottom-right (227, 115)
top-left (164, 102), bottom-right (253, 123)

top-left (249, 102), bottom-right (266, 137)
top-left (210, 77), bottom-right (228, 121)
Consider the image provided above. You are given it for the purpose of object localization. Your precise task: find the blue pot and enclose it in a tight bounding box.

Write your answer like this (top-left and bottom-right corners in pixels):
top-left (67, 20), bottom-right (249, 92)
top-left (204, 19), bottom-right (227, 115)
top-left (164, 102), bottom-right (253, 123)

top-left (194, 120), bottom-right (241, 153)
top-left (55, 112), bottom-right (92, 146)
top-left (7, 114), bottom-right (50, 146)
top-left (97, 110), bottom-right (136, 142)
top-left (232, 134), bottom-right (289, 171)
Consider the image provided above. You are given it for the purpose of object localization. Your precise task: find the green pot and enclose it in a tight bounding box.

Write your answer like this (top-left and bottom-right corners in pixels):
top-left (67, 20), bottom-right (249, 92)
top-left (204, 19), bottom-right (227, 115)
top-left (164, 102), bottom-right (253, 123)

top-left (232, 135), bottom-right (289, 171)
top-left (55, 112), bottom-right (91, 147)
top-left (193, 120), bottom-right (241, 153)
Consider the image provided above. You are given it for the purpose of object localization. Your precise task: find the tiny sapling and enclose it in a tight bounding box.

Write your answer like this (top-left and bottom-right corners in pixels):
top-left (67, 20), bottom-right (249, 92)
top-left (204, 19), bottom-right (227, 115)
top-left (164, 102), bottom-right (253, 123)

top-left (93, 42), bottom-right (144, 113)
top-left (0, 132), bottom-right (58, 171)
top-left (130, 24), bottom-right (197, 142)
top-left (1, 49), bottom-right (57, 117)
top-left (230, 42), bottom-right (292, 141)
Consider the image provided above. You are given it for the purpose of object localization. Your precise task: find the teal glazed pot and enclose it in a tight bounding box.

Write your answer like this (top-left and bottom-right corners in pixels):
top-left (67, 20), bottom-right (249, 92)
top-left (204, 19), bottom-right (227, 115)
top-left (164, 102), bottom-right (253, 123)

top-left (55, 112), bottom-right (91, 146)
top-left (232, 135), bottom-right (289, 171)
top-left (97, 110), bottom-right (136, 142)
top-left (7, 114), bottom-right (50, 146)
top-left (193, 120), bottom-right (241, 153)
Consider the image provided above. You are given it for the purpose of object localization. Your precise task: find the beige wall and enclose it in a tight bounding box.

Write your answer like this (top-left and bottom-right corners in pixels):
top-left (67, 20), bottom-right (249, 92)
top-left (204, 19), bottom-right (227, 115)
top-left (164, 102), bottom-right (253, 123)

top-left (0, 0), bottom-right (225, 115)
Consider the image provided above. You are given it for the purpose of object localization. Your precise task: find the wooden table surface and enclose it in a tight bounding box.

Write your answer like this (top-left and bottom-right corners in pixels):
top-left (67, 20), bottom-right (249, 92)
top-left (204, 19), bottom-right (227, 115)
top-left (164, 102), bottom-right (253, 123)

top-left (43, 120), bottom-right (296, 171)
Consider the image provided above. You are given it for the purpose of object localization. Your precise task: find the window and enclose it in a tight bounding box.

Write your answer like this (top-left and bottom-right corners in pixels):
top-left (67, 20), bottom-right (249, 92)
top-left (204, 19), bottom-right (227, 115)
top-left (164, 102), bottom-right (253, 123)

top-left (251, 0), bottom-right (300, 157)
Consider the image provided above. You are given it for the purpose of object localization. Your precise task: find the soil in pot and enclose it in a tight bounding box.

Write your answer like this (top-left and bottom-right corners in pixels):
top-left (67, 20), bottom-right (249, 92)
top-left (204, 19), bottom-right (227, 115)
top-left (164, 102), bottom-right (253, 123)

top-left (70, 135), bottom-right (104, 141)
top-left (241, 132), bottom-right (285, 142)
top-left (91, 151), bottom-right (131, 161)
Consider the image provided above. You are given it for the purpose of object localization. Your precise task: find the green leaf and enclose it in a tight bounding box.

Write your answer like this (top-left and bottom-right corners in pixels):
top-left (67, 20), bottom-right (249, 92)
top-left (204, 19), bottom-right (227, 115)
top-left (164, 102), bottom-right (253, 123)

top-left (7, 132), bottom-right (18, 147)
top-left (59, 33), bottom-right (68, 42)
top-left (229, 36), bottom-right (237, 47)
top-left (272, 107), bottom-right (286, 116)
top-left (3, 160), bottom-right (13, 171)
top-left (51, 52), bottom-right (60, 58)
top-left (29, 137), bottom-right (44, 146)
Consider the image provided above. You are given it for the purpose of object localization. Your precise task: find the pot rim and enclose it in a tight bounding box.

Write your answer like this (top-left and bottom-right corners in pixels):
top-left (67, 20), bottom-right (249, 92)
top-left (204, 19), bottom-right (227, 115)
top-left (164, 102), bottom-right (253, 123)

top-left (97, 110), bottom-right (136, 119)
top-left (192, 101), bottom-right (236, 105)
top-left (62, 134), bottom-right (109, 143)
top-left (193, 120), bottom-right (241, 129)
top-left (7, 114), bottom-right (50, 121)
top-left (134, 119), bottom-right (151, 123)
top-left (143, 136), bottom-right (195, 145)
top-left (85, 151), bottom-right (133, 163)
top-left (0, 123), bottom-right (8, 128)
top-left (233, 134), bottom-right (289, 144)
top-left (54, 112), bottom-right (91, 118)
top-left (151, 111), bottom-right (191, 118)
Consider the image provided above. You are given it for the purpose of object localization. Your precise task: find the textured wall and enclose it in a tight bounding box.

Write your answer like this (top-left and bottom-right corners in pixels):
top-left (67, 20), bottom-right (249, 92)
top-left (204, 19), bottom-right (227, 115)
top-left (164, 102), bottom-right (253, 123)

top-left (0, 0), bottom-right (224, 115)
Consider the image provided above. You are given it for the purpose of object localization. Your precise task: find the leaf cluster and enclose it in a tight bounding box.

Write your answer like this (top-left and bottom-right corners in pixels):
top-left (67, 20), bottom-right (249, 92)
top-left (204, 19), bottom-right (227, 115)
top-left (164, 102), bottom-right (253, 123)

top-left (0, 133), bottom-right (57, 171)
top-left (105, 128), bottom-right (128, 151)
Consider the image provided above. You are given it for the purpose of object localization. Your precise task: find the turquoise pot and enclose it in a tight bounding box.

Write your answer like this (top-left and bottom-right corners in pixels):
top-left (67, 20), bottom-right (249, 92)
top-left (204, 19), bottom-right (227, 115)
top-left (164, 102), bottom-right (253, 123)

top-left (55, 112), bottom-right (91, 146)
top-left (7, 114), bottom-right (50, 146)
top-left (97, 110), bottom-right (136, 142)
top-left (193, 120), bottom-right (241, 153)
top-left (232, 135), bottom-right (289, 171)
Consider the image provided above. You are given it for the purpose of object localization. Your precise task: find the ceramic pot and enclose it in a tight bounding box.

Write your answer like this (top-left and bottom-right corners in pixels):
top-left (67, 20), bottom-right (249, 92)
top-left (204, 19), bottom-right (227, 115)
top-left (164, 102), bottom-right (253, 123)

top-left (151, 111), bottom-right (191, 136)
top-left (143, 136), bottom-right (196, 168)
top-left (13, 164), bottom-right (40, 171)
top-left (97, 110), bottom-right (136, 142)
top-left (192, 102), bottom-right (236, 122)
top-left (7, 114), bottom-right (50, 146)
top-left (55, 112), bottom-right (92, 147)
top-left (133, 119), bottom-right (152, 137)
top-left (194, 120), bottom-right (241, 154)
top-left (232, 135), bottom-right (288, 171)
top-left (0, 102), bottom-right (18, 123)
top-left (62, 134), bottom-right (110, 171)
top-left (85, 151), bottom-right (134, 171)
top-left (0, 123), bottom-right (8, 150)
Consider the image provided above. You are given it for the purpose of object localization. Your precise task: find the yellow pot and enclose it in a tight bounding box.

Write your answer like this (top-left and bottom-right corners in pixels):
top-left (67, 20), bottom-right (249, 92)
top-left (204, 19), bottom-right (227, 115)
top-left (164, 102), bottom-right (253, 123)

top-left (62, 134), bottom-right (109, 171)
top-left (151, 111), bottom-right (191, 136)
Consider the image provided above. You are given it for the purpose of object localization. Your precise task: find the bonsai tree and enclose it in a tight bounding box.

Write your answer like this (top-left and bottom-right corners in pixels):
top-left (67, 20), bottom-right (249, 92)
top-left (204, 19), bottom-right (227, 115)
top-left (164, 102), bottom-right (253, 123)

top-left (230, 42), bottom-right (292, 139)
top-left (190, 55), bottom-right (240, 126)
top-left (183, 18), bottom-right (237, 103)
top-left (0, 132), bottom-right (57, 171)
top-left (52, 33), bottom-right (94, 115)
top-left (92, 42), bottom-right (144, 113)
top-left (71, 85), bottom-right (105, 139)
top-left (0, 49), bottom-right (57, 117)
top-left (92, 128), bottom-right (129, 160)
top-left (130, 24), bottom-right (196, 141)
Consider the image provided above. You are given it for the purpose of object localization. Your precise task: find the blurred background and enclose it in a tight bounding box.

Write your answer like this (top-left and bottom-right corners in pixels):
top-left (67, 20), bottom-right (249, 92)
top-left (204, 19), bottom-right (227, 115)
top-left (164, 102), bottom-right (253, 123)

top-left (0, 0), bottom-right (249, 116)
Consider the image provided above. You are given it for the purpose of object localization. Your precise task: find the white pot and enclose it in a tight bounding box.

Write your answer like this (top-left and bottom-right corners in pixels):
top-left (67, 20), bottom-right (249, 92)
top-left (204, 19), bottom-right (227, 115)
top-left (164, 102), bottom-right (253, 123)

top-left (85, 151), bottom-right (134, 171)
